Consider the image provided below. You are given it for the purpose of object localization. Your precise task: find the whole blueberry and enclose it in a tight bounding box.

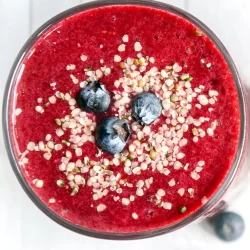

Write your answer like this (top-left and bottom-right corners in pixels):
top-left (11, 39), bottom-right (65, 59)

top-left (76, 81), bottom-right (110, 113)
top-left (132, 92), bottom-right (162, 125)
top-left (214, 212), bottom-right (245, 241)
top-left (96, 117), bottom-right (131, 154)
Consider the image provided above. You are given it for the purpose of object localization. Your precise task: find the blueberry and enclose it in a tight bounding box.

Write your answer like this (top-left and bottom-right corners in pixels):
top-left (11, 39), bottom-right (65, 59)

top-left (95, 117), bottom-right (131, 154)
top-left (214, 212), bottom-right (245, 241)
top-left (132, 92), bottom-right (162, 125)
top-left (76, 81), bottom-right (110, 113)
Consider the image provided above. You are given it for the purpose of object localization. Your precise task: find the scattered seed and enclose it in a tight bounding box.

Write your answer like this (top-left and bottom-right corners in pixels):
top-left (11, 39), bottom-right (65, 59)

top-left (174, 161), bottom-right (183, 170)
top-left (132, 212), bottom-right (138, 219)
top-left (163, 202), bottom-right (172, 210)
top-left (122, 198), bottom-right (130, 206)
top-left (188, 188), bottom-right (195, 197)
top-left (45, 134), bottom-right (51, 141)
top-left (206, 63), bottom-right (212, 68)
top-left (49, 198), bottom-right (56, 203)
top-left (97, 204), bottom-right (106, 212)
top-left (178, 188), bottom-right (185, 196)
top-left (191, 171), bottom-right (200, 180)
top-left (149, 57), bottom-right (155, 63)
top-left (48, 96), bottom-right (56, 104)
top-left (195, 30), bottom-right (202, 36)
top-left (75, 148), bottom-right (82, 156)
top-left (55, 119), bottom-right (61, 126)
top-left (47, 141), bottom-right (54, 149)
top-left (56, 128), bottom-right (64, 137)
top-left (122, 34), bottom-right (129, 42)
top-left (150, 150), bottom-right (156, 160)
top-left (198, 160), bottom-right (205, 167)
top-left (43, 152), bottom-right (51, 160)
top-left (118, 44), bottom-right (126, 52)
top-left (15, 108), bottom-right (22, 116)
top-left (35, 106), bottom-right (44, 113)
top-left (193, 136), bottom-right (199, 143)
top-left (35, 180), bottom-right (44, 188)
top-left (168, 179), bottom-right (176, 187)
top-left (201, 196), bottom-right (208, 204)
top-left (114, 55), bottom-right (121, 62)
top-left (56, 180), bottom-right (65, 187)
top-left (66, 64), bottom-right (76, 70)
top-left (38, 141), bottom-right (45, 151)
top-left (134, 41), bottom-right (142, 51)
top-left (179, 206), bottom-right (187, 214)
top-left (207, 128), bottom-right (214, 136)
top-left (157, 189), bottom-right (166, 197)
top-left (27, 142), bottom-right (35, 151)
top-left (136, 188), bottom-right (144, 196)
top-left (71, 186), bottom-right (79, 196)
top-left (70, 74), bottom-right (79, 84)
top-left (80, 54), bottom-right (88, 61)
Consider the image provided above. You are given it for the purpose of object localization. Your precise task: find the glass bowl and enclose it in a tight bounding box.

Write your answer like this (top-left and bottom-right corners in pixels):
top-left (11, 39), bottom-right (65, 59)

top-left (2, 0), bottom-right (248, 240)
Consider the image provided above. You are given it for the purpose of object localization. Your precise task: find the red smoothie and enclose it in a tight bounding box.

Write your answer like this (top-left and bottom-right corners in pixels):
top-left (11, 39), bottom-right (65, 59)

top-left (11, 5), bottom-right (240, 233)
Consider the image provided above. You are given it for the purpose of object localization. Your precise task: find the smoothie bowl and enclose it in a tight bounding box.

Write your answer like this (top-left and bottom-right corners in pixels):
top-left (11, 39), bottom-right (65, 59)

top-left (2, 0), bottom-right (248, 239)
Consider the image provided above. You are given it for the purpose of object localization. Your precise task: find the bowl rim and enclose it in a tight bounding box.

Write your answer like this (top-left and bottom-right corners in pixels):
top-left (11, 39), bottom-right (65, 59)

top-left (2, 0), bottom-right (247, 240)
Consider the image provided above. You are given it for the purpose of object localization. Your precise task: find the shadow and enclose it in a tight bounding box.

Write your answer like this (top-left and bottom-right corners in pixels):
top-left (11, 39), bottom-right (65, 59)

top-left (198, 219), bottom-right (215, 236)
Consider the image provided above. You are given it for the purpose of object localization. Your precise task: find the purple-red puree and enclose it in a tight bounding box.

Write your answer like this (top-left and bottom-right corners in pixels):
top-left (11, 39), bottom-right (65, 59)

top-left (11, 5), bottom-right (240, 232)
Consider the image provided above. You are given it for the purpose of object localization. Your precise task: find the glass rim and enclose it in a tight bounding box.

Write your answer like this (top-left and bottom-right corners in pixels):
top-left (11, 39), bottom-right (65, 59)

top-left (2, 0), bottom-right (247, 240)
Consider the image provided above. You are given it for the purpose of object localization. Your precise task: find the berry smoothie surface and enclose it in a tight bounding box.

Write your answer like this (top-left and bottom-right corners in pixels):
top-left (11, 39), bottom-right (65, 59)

top-left (11, 5), bottom-right (240, 233)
